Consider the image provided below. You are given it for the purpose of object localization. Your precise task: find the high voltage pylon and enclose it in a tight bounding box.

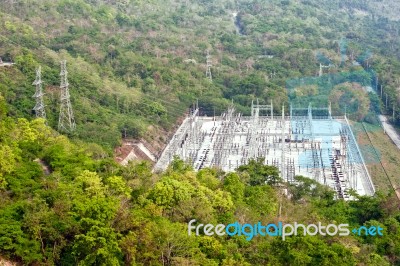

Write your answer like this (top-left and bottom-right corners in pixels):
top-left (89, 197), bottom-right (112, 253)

top-left (32, 66), bottom-right (47, 120)
top-left (319, 63), bottom-right (332, 77)
top-left (58, 60), bottom-right (76, 132)
top-left (206, 50), bottom-right (212, 81)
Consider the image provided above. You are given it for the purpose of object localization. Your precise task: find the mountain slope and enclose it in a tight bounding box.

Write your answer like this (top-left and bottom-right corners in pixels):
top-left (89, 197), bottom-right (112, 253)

top-left (1, 0), bottom-right (400, 149)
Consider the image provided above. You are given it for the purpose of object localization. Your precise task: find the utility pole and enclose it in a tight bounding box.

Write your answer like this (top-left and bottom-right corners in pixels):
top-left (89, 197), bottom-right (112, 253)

top-left (271, 99), bottom-right (273, 119)
top-left (58, 60), bottom-right (76, 132)
top-left (393, 103), bottom-right (396, 121)
top-left (32, 66), bottom-right (46, 120)
top-left (270, 70), bottom-right (276, 79)
top-left (281, 105), bottom-right (285, 182)
top-left (385, 93), bottom-right (388, 109)
top-left (206, 50), bottom-right (212, 82)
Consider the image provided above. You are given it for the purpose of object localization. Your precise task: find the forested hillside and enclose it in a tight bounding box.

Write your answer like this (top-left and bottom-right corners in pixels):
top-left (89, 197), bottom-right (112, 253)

top-left (0, 107), bottom-right (399, 264)
top-left (1, 0), bottom-right (400, 150)
top-left (1, 0), bottom-right (400, 264)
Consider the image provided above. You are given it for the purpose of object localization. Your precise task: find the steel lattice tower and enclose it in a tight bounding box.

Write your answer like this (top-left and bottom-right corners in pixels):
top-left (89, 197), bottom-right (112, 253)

top-left (206, 50), bottom-right (212, 81)
top-left (58, 60), bottom-right (76, 132)
top-left (32, 66), bottom-right (47, 120)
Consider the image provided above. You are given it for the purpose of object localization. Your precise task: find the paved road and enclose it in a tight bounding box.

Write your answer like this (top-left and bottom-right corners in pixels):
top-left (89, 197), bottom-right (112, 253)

top-left (379, 115), bottom-right (400, 149)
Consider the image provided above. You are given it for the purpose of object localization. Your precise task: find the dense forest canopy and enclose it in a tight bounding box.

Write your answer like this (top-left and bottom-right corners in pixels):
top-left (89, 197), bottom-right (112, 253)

top-left (1, 0), bottom-right (400, 264)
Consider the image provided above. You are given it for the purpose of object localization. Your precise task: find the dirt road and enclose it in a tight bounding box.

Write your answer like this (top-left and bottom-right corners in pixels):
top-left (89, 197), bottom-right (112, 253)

top-left (379, 115), bottom-right (400, 149)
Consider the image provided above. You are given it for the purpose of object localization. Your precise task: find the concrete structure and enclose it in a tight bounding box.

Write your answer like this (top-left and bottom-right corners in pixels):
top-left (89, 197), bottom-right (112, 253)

top-left (154, 102), bottom-right (375, 200)
top-left (0, 57), bottom-right (14, 67)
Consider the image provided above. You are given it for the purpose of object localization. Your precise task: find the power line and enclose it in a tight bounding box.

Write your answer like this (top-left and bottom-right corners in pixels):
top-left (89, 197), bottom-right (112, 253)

top-left (139, 95), bottom-right (188, 111)
top-left (0, 35), bottom-right (19, 47)
top-left (361, 122), bottom-right (400, 201)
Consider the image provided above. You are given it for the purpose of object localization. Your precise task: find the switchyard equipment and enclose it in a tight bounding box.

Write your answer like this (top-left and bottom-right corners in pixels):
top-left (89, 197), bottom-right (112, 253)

top-left (154, 102), bottom-right (375, 200)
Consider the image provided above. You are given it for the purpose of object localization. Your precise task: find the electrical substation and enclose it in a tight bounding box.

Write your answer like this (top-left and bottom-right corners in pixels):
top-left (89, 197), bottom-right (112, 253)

top-left (154, 101), bottom-right (375, 200)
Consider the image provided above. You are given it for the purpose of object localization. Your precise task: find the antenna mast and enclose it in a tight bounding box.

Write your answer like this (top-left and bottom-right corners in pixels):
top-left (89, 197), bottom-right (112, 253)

top-left (58, 60), bottom-right (76, 132)
top-left (32, 66), bottom-right (47, 120)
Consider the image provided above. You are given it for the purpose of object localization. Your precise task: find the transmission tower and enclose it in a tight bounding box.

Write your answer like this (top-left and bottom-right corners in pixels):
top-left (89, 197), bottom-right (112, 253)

top-left (319, 63), bottom-right (332, 77)
top-left (206, 50), bottom-right (212, 81)
top-left (58, 60), bottom-right (76, 132)
top-left (32, 66), bottom-right (46, 120)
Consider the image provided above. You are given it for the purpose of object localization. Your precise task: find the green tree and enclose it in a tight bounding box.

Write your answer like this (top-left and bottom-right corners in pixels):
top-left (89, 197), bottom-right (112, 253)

top-left (223, 173), bottom-right (245, 202)
top-left (237, 158), bottom-right (281, 186)
top-left (72, 225), bottom-right (123, 265)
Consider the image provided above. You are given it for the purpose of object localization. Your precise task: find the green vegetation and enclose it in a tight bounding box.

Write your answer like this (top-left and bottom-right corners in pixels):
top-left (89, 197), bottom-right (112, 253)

top-left (0, 0), bottom-right (400, 151)
top-left (0, 109), bottom-right (398, 264)
top-left (1, 0), bottom-right (400, 264)
top-left (353, 121), bottom-right (400, 192)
